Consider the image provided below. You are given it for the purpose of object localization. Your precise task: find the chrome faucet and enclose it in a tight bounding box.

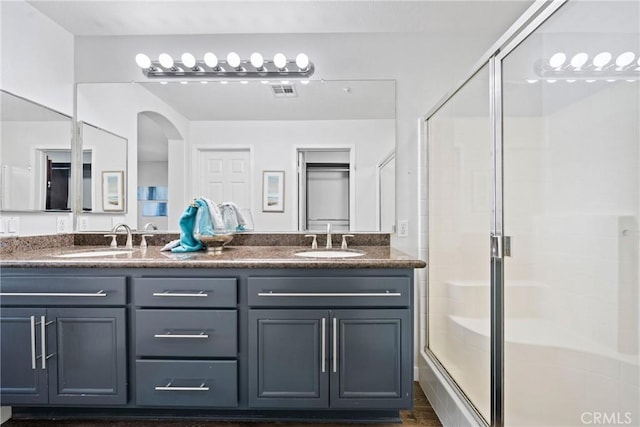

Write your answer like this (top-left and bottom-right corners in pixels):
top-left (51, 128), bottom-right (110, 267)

top-left (110, 223), bottom-right (133, 249)
top-left (326, 223), bottom-right (332, 249)
top-left (143, 222), bottom-right (158, 231)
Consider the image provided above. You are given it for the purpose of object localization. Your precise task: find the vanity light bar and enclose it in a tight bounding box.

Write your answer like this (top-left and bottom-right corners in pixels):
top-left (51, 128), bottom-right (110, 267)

top-left (534, 51), bottom-right (640, 81)
top-left (135, 52), bottom-right (315, 80)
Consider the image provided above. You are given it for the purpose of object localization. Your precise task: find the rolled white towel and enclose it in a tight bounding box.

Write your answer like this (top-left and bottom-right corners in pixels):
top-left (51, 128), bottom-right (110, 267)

top-left (221, 201), bottom-right (247, 227)
top-left (201, 197), bottom-right (225, 230)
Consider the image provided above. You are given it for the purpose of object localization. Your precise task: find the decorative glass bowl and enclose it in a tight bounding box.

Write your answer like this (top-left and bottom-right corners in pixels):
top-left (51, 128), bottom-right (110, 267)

top-left (196, 234), bottom-right (234, 253)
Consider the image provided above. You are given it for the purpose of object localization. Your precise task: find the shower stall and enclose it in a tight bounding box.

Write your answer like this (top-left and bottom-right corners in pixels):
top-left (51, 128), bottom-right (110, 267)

top-left (419, 1), bottom-right (639, 426)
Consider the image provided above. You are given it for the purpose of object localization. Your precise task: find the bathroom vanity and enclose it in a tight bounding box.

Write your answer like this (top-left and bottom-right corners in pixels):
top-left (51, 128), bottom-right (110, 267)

top-left (0, 239), bottom-right (425, 423)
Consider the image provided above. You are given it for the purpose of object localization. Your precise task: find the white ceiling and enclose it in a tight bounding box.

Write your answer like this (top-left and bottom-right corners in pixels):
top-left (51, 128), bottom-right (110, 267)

top-left (27, 0), bottom-right (534, 36)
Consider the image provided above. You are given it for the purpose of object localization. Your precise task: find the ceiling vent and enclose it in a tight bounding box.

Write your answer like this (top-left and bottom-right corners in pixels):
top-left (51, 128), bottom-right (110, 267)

top-left (270, 84), bottom-right (297, 98)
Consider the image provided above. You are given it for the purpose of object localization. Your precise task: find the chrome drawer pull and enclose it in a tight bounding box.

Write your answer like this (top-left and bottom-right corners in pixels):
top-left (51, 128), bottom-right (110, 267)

top-left (152, 291), bottom-right (208, 297)
top-left (155, 381), bottom-right (209, 391)
top-left (0, 290), bottom-right (107, 297)
top-left (333, 317), bottom-right (337, 373)
top-left (154, 332), bottom-right (209, 339)
top-left (257, 291), bottom-right (401, 297)
top-left (30, 316), bottom-right (36, 369)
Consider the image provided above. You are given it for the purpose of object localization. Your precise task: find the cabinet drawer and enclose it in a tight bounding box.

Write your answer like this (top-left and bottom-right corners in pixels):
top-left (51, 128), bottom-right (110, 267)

top-left (247, 276), bottom-right (411, 307)
top-left (133, 277), bottom-right (236, 308)
top-left (136, 309), bottom-right (237, 357)
top-left (0, 276), bottom-right (126, 306)
top-left (136, 360), bottom-right (237, 407)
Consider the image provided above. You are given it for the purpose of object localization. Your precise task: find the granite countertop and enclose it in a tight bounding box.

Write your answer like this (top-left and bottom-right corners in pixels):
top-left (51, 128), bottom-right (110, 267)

top-left (0, 245), bottom-right (426, 269)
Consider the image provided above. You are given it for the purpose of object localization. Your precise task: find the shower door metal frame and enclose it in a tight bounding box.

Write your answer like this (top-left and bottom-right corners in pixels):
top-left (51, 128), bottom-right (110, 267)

top-left (420, 1), bottom-right (568, 426)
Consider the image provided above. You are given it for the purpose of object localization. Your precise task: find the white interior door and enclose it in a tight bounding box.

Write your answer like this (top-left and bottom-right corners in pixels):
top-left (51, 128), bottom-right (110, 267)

top-left (195, 148), bottom-right (251, 208)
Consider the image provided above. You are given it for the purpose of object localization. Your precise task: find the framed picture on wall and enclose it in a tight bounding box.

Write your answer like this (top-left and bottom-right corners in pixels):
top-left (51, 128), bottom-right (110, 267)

top-left (102, 170), bottom-right (125, 211)
top-left (262, 170), bottom-right (285, 212)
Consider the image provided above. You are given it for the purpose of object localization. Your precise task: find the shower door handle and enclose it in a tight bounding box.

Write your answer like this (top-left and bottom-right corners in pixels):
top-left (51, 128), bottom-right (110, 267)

top-left (491, 235), bottom-right (512, 258)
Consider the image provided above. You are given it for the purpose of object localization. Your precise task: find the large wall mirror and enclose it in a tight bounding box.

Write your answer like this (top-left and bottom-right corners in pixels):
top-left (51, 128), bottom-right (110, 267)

top-left (1, 90), bottom-right (73, 212)
top-left (76, 79), bottom-right (396, 232)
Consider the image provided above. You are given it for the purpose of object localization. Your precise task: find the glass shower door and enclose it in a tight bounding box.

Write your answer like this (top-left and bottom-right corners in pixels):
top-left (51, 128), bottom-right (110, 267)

top-left (501, 1), bottom-right (639, 425)
top-left (427, 64), bottom-right (492, 422)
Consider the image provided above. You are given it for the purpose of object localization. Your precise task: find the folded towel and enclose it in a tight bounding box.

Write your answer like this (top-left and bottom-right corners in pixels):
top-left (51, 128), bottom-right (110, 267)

top-left (202, 197), bottom-right (225, 230)
top-left (171, 203), bottom-right (204, 253)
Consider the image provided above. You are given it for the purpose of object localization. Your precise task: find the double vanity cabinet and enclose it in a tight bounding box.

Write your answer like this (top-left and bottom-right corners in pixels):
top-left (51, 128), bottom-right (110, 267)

top-left (0, 261), bottom-right (419, 422)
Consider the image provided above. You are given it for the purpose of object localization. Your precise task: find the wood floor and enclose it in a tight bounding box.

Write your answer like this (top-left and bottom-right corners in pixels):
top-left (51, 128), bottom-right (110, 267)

top-left (3, 383), bottom-right (442, 427)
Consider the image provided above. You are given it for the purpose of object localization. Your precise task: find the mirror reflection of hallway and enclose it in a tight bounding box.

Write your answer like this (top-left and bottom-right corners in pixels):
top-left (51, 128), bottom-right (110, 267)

top-left (297, 148), bottom-right (352, 232)
top-left (137, 111), bottom-right (182, 231)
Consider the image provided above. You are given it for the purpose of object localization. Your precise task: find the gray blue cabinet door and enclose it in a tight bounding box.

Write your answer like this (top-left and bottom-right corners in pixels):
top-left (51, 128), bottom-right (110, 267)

top-left (249, 309), bottom-right (329, 408)
top-left (330, 309), bottom-right (412, 409)
top-left (0, 308), bottom-right (48, 405)
top-left (47, 308), bottom-right (127, 405)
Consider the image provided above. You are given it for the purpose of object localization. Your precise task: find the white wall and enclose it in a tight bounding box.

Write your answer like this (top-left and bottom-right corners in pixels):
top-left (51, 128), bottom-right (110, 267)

top-left (0, 1), bottom-right (74, 235)
top-left (189, 119), bottom-right (393, 231)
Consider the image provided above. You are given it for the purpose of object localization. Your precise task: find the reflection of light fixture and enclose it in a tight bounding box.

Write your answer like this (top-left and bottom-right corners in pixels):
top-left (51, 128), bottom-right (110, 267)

top-left (135, 51), bottom-right (314, 80)
top-left (549, 52), bottom-right (566, 69)
top-left (534, 50), bottom-right (639, 82)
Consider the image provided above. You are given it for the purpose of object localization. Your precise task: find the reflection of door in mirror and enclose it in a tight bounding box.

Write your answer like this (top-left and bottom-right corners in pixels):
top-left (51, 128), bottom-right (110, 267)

top-left (297, 149), bottom-right (352, 232)
top-left (1, 90), bottom-right (72, 212)
top-left (43, 150), bottom-right (71, 211)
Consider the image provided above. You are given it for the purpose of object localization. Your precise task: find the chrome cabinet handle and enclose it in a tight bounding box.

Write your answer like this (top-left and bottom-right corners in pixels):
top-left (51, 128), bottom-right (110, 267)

top-left (333, 317), bottom-right (337, 373)
top-left (30, 316), bottom-right (36, 369)
top-left (257, 292), bottom-right (401, 297)
top-left (152, 291), bottom-right (208, 297)
top-left (321, 318), bottom-right (326, 373)
top-left (154, 332), bottom-right (209, 339)
top-left (40, 315), bottom-right (46, 369)
top-left (155, 381), bottom-right (209, 391)
top-left (0, 290), bottom-right (107, 297)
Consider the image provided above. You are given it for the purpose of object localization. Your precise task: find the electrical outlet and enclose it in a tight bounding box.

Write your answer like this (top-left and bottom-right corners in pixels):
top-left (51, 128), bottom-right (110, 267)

top-left (77, 216), bottom-right (89, 231)
top-left (397, 220), bottom-right (409, 237)
top-left (7, 217), bottom-right (19, 234)
top-left (56, 216), bottom-right (69, 233)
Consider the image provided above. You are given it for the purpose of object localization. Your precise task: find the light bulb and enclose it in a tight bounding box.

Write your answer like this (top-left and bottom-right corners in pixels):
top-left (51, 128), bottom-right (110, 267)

top-left (260, 80), bottom-right (269, 84)
top-left (200, 81), bottom-right (208, 85)
top-left (227, 52), bottom-right (241, 68)
top-left (300, 80), bottom-right (310, 85)
top-left (281, 80), bottom-right (290, 85)
top-left (180, 81), bottom-right (188, 85)
top-left (158, 53), bottom-right (174, 68)
top-left (250, 52), bottom-right (264, 68)
top-left (295, 53), bottom-right (309, 70)
top-left (273, 53), bottom-right (287, 69)
top-left (240, 80), bottom-right (248, 84)
top-left (549, 52), bottom-right (566, 69)
top-left (220, 81), bottom-right (228, 85)
top-left (135, 53), bottom-right (151, 69)
top-left (570, 52), bottom-right (588, 69)
top-left (181, 52), bottom-right (196, 68)
top-left (615, 51), bottom-right (635, 69)
top-left (586, 79), bottom-right (596, 83)
top-left (547, 79), bottom-right (557, 83)
top-left (567, 79), bottom-right (576, 83)
top-left (593, 52), bottom-right (612, 68)
top-left (204, 52), bottom-right (218, 68)
top-left (526, 79), bottom-right (538, 84)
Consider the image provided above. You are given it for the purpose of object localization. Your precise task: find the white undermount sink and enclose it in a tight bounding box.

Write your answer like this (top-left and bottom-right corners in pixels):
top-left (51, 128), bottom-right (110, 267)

top-left (53, 249), bottom-right (136, 258)
top-left (294, 250), bottom-right (365, 259)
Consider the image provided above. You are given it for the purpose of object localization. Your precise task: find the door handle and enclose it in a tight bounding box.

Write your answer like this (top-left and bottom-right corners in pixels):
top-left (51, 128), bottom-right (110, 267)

top-left (321, 318), bottom-right (326, 373)
top-left (30, 316), bottom-right (36, 369)
top-left (40, 315), bottom-right (46, 369)
top-left (333, 317), bottom-right (337, 373)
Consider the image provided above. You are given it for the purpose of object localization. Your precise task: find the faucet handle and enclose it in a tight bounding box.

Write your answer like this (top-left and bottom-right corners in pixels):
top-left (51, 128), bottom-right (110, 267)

top-left (341, 234), bottom-right (354, 249)
top-left (305, 234), bottom-right (318, 249)
top-left (104, 234), bottom-right (117, 248)
top-left (140, 234), bottom-right (153, 249)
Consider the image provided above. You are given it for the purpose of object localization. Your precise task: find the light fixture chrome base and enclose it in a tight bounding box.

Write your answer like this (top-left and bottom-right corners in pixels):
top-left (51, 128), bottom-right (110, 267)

top-left (141, 60), bottom-right (314, 80)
